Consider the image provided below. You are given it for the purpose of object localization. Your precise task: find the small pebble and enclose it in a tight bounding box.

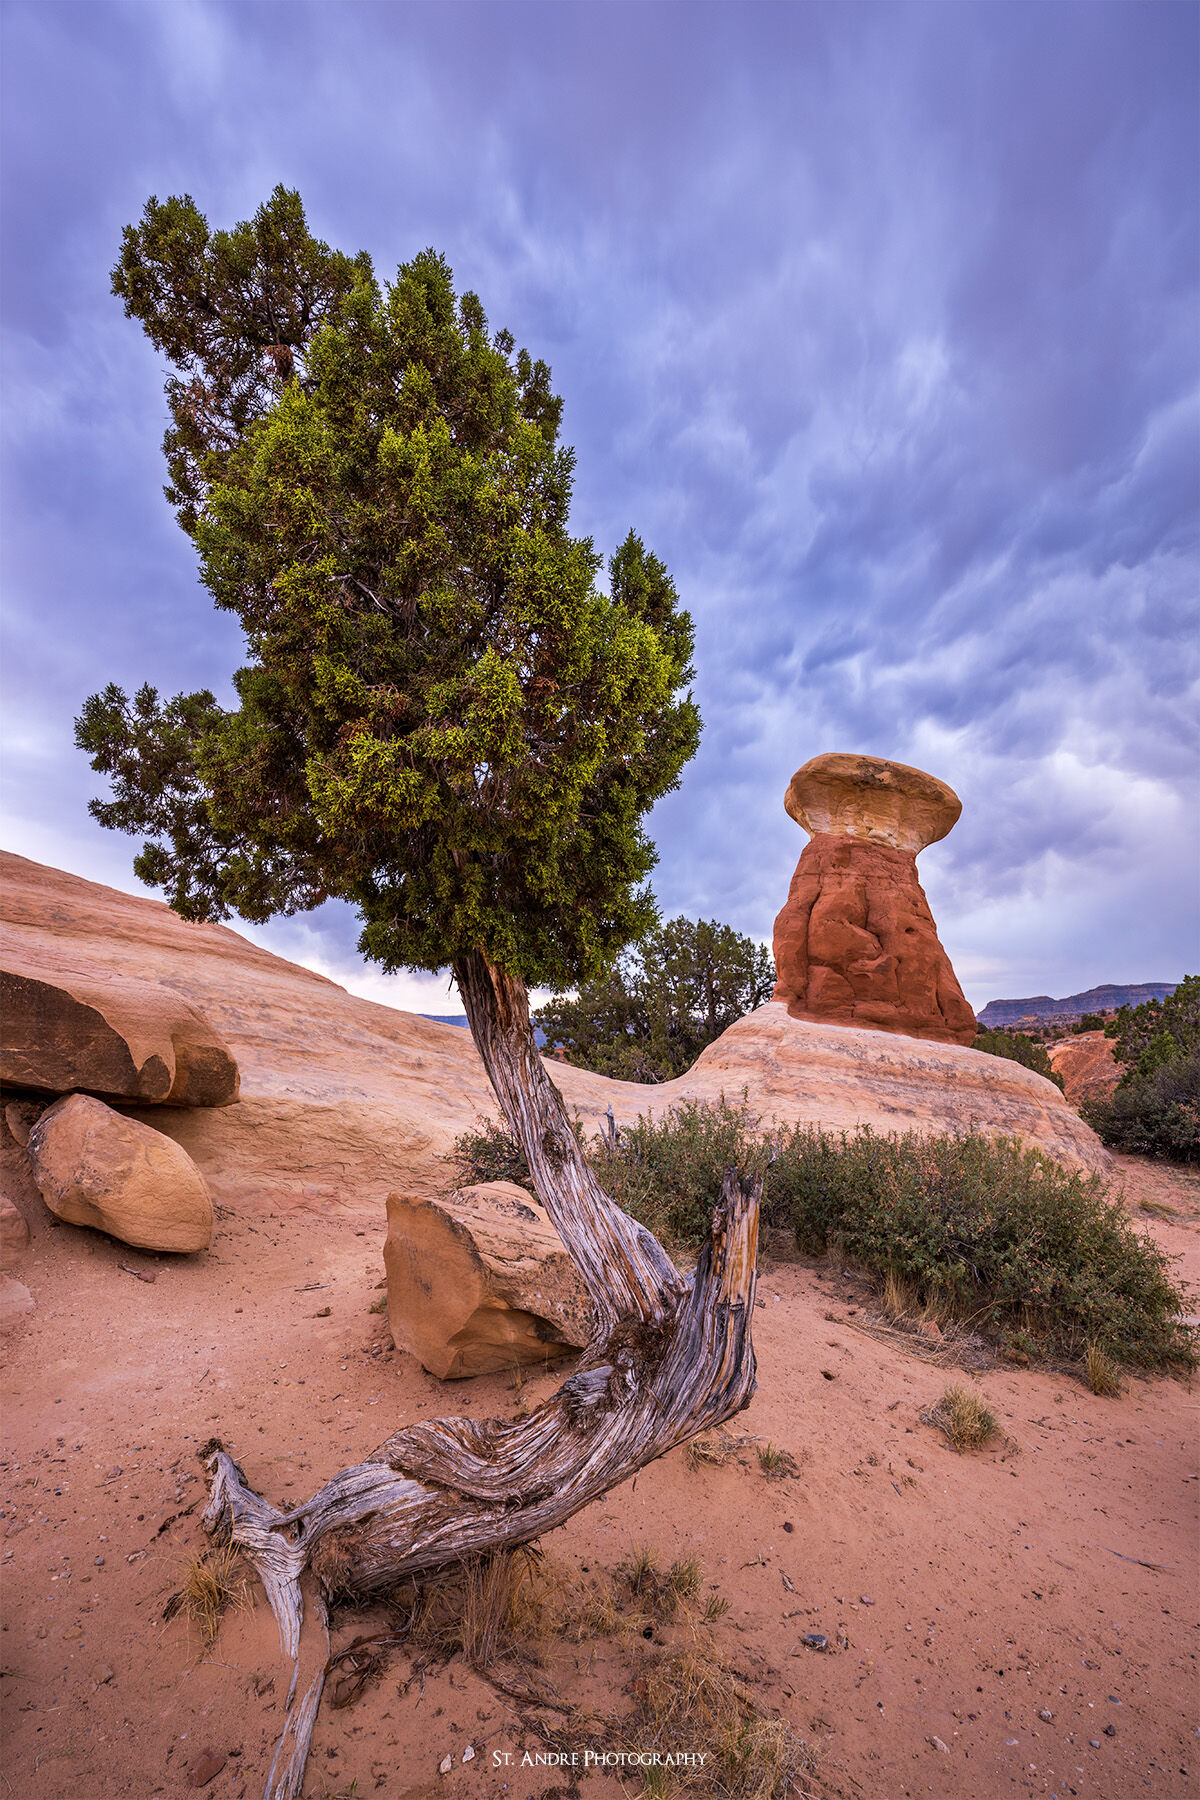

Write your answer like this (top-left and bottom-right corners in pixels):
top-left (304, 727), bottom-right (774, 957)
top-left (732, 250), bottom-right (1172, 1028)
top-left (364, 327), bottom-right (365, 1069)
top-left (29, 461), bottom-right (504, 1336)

top-left (462, 1746), bottom-right (475, 1764)
top-left (1090, 1739), bottom-right (1101, 1749)
top-left (187, 1749), bottom-right (226, 1788)
top-left (928, 1736), bottom-right (950, 1753)
top-left (1103, 1724), bottom-right (1116, 1737)
top-left (1038, 1708), bottom-right (1053, 1721)
top-left (860, 1595), bottom-right (875, 1606)
top-left (94, 1556), bottom-right (105, 1567)
top-left (439, 1754), bottom-right (453, 1775)
top-left (801, 1632), bottom-right (828, 1651)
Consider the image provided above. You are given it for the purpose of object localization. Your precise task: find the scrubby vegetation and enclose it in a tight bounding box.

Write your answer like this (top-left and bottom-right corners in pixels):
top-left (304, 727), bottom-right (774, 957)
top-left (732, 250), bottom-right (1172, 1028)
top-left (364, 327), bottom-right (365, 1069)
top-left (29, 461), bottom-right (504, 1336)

top-left (972, 1027), bottom-right (1064, 1090)
top-left (534, 915), bottom-right (774, 1081)
top-left (1083, 977), bottom-right (1200, 1161)
top-left (453, 1098), bottom-right (1196, 1373)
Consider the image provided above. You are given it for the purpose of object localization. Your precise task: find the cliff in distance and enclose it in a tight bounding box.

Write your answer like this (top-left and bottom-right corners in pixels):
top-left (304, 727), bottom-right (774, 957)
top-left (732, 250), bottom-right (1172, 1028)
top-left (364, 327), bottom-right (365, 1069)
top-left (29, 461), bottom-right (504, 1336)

top-left (978, 982), bottom-right (1178, 1028)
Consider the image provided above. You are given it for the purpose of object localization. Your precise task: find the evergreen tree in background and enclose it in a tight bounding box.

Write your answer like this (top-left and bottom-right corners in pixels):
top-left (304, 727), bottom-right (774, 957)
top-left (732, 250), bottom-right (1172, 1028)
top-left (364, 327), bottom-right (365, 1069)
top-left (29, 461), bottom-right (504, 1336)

top-left (536, 915), bottom-right (775, 1081)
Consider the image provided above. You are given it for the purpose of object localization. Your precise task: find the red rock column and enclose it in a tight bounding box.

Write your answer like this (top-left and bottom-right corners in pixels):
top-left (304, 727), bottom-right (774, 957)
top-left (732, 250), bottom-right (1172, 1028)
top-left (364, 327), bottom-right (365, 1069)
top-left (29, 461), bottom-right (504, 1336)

top-left (771, 754), bottom-right (977, 1047)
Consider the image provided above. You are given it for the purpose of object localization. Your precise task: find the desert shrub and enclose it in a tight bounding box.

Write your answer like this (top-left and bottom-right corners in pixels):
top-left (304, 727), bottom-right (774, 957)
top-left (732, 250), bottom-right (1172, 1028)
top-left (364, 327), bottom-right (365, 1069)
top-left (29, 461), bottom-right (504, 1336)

top-left (767, 1125), bottom-right (1193, 1369)
top-left (1082, 1051), bottom-right (1200, 1162)
top-left (925, 1384), bottom-right (999, 1451)
top-left (449, 1117), bottom-right (537, 1188)
top-left (591, 1093), bottom-right (769, 1243)
top-left (1074, 1012), bottom-right (1107, 1033)
top-left (1084, 981), bottom-right (1200, 1162)
top-left (972, 1028), bottom-right (1064, 1091)
top-left (451, 1104), bottom-right (1195, 1371)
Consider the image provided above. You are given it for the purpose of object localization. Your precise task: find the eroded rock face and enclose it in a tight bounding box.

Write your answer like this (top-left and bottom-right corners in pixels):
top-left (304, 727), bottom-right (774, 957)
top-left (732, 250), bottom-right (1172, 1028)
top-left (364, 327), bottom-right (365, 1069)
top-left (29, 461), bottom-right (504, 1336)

top-left (1048, 1032), bottom-right (1120, 1108)
top-left (0, 964), bottom-right (238, 1108)
top-left (28, 1094), bottom-right (213, 1252)
top-left (0, 851), bottom-right (1107, 1216)
top-left (784, 751), bottom-right (963, 852)
top-left (773, 754), bottom-right (976, 1046)
top-left (384, 1180), bottom-right (593, 1379)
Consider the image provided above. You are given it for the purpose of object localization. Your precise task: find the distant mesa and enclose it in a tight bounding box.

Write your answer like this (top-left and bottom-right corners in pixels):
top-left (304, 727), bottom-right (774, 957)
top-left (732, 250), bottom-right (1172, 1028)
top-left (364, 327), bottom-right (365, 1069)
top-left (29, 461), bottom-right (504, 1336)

top-left (772, 753), bottom-right (977, 1046)
top-left (977, 984), bottom-right (1178, 1030)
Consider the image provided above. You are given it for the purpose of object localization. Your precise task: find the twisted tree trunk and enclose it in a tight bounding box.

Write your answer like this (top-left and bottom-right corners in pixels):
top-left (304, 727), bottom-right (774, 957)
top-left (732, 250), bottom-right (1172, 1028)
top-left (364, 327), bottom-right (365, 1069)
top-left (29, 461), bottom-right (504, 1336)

top-left (201, 949), bottom-right (762, 1800)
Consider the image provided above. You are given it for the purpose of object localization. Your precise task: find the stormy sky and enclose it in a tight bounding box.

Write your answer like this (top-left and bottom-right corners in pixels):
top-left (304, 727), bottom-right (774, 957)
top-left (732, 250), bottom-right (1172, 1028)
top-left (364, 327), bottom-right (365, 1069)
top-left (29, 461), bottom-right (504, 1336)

top-left (2, 0), bottom-right (1197, 1016)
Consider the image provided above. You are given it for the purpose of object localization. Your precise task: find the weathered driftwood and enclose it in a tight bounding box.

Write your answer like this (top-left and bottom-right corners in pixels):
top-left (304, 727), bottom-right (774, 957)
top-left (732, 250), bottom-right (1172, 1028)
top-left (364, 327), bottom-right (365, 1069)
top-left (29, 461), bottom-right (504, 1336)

top-left (202, 952), bottom-right (762, 1800)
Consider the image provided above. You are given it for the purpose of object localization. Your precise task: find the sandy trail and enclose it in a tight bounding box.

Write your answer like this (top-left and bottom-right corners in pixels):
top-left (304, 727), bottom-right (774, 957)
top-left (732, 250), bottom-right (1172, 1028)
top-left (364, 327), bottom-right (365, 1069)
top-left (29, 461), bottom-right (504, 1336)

top-left (2, 1154), bottom-right (1197, 1800)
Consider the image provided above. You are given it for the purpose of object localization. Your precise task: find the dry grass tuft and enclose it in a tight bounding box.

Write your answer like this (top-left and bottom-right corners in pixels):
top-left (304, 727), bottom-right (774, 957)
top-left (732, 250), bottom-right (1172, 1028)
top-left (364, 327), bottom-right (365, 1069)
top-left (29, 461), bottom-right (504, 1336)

top-left (1138, 1198), bottom-right (1177, 1221)
top-left (755, 1442), bottom-right (798, 1479)
top-left (663, 1555), bottom-right (703, 1607)
top-left (634, 1642), bottom-right (820, 1799)
top-left (622, 1543), bottom-right (661, 1598)
top-left (924, 1384), bottom-right (1000, 1452)
top-left (342, 1546), bottom-right (831, 1797)
top-left (882, 1269), bottom-right (916, 1321)
top-left (405, 1547), bottom-right (543, 1671)
top-left (687, 1434), bottom-right (734, 1470)
top-left (1085, 1342), bottom-right (1123, 1397)
top-left (164, 1544), bottom-right (251, 1647)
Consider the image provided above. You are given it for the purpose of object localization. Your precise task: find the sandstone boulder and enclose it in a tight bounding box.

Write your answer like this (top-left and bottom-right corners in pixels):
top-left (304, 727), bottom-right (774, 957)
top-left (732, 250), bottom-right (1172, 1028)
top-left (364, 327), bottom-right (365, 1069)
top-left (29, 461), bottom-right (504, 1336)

top-left (773, 753), bottom-right (977, 1046)
top-left (384, 1181), bottom-right (593, 1379)
top-left (28, 1094), bottom-right (214, 1252)
top-left (1, 961), bottom-right (238, 1108)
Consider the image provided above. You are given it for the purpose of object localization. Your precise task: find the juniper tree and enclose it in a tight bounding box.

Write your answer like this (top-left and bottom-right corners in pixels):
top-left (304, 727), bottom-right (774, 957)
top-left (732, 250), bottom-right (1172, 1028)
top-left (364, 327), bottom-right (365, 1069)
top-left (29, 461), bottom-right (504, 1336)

top-left (77, 191), bottom-right (762, 1800)
top-left (536, 915), bottom-right (775, 1081)
top-left (79, 185), bottom-right (702, 1312)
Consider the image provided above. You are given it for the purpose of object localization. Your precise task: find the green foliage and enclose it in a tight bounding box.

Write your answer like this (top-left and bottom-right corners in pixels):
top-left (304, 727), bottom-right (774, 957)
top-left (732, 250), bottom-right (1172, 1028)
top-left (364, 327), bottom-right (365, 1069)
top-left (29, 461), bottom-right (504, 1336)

top-left (1074, 1012), bottom-right (1107, 1033)
top-left (534, 917), bottom-right (775, 1082)
top-left (972, 1028), bottom-right (1064, 1091)
top-left (451, 1105), bottom-right (1196, 1371)
top-left (78, 187), bottom-right (699, 991)
top-left (1082, 1052), bottom-right (1200, 1162)
top-left (1084, 979), bottom-right (1200, 1161)
top-left (1104, 976), bottom-right (1199, 1080)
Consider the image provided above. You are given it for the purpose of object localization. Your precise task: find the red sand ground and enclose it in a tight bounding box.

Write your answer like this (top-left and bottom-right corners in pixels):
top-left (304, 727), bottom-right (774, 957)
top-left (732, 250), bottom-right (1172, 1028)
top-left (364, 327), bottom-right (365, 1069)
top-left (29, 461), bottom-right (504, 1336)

top-left (2, 1154), bottom-right (1197, 1800)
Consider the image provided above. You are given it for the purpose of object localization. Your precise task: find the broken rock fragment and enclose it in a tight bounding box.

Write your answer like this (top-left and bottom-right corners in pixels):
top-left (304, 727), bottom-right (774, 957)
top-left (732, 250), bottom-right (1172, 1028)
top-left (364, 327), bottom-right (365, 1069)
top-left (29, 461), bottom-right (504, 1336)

top-left (384, 1180), bottom-right (593, 1378)
top-left (0, 961), bottom-right (238, 1107)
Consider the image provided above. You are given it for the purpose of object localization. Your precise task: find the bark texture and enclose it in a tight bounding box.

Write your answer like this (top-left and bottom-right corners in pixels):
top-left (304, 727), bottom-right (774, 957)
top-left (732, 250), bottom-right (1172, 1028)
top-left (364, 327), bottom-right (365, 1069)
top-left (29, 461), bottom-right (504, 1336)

top-left (200, 949), bottom-right (762, 1800)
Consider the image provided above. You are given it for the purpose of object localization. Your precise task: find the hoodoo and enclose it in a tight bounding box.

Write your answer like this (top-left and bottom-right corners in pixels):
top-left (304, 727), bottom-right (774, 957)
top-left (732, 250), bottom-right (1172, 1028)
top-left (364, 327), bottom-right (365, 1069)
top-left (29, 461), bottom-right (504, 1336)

top-left (772, 752), bottom-right (977, 1046)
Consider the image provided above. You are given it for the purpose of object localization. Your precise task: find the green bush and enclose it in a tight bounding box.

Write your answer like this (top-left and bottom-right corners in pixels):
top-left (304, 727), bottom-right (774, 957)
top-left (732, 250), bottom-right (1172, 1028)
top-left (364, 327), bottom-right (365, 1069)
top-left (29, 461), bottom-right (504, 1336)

top-left (1075, 1012), bottom-right (1107, 1033)
top-left (450, 1102), bottom-right (1196, 1372)
top-left (1082, 1052), bottom-right (1200, 1162)
top-left (1084, 978), bottom-right (1200, 1161)
top-left (1104, 976), bottom-right (1198, 1074)
top-left (972, 1028), bottom-right (1064, 1091)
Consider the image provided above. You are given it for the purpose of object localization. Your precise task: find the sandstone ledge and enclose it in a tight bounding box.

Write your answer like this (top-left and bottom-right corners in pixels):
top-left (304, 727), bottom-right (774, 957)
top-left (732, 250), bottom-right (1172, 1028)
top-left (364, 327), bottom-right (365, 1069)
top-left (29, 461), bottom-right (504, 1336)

top-left (1, 853), bottom-right (1109, 1213)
